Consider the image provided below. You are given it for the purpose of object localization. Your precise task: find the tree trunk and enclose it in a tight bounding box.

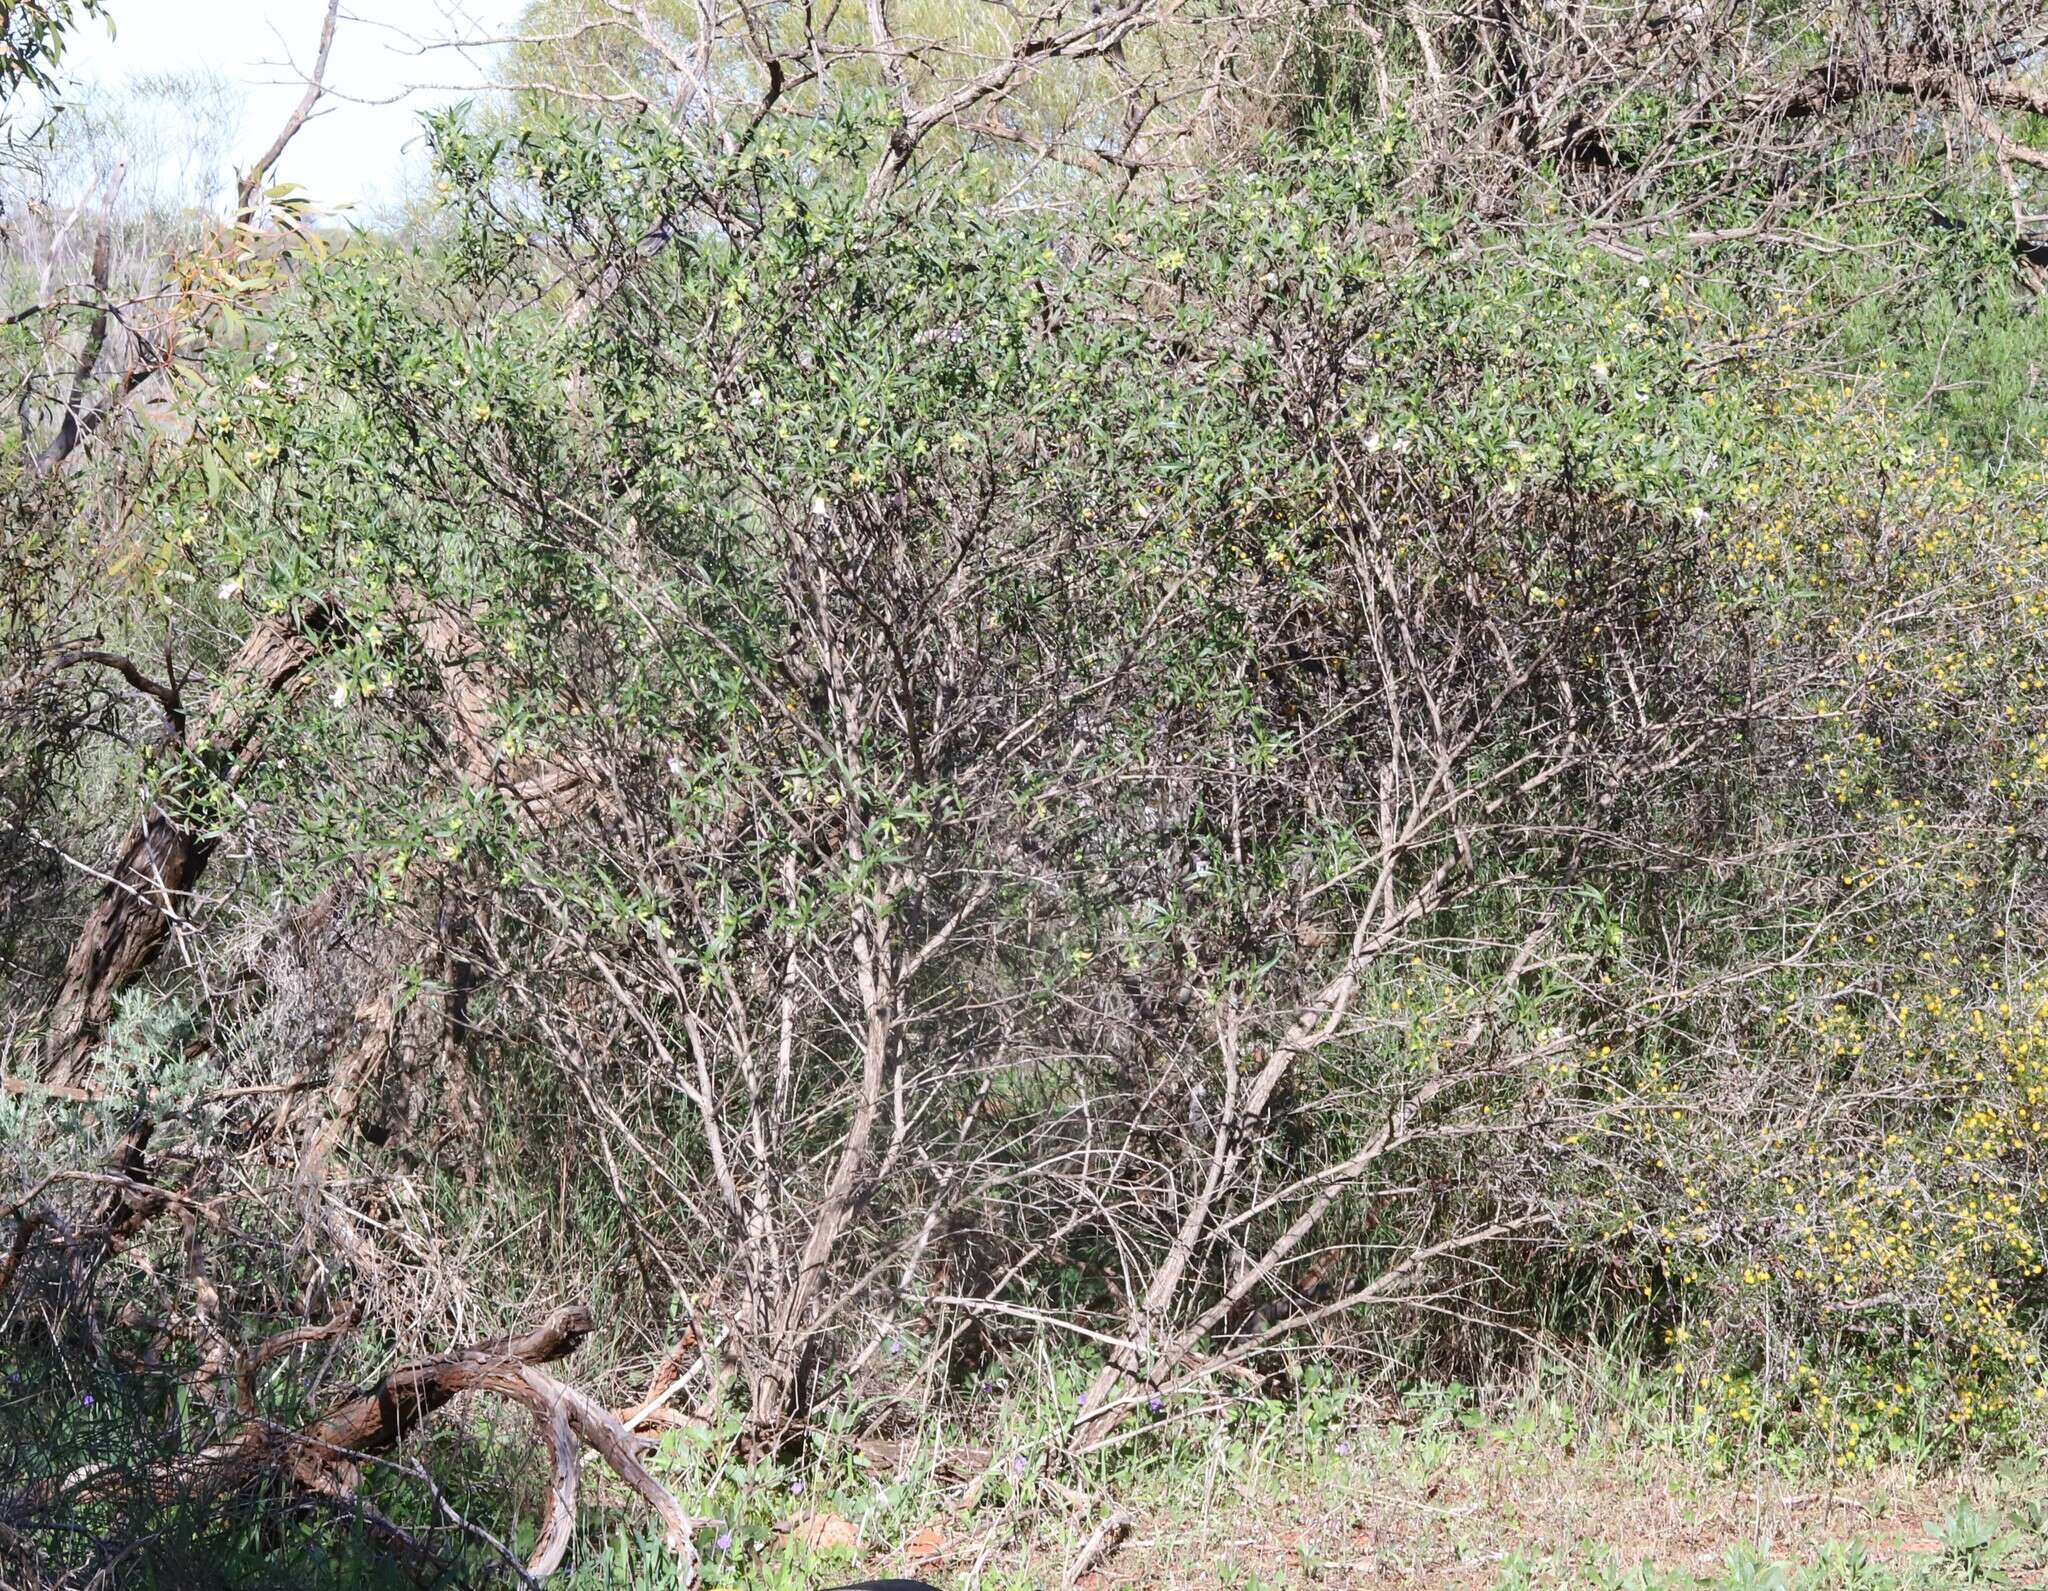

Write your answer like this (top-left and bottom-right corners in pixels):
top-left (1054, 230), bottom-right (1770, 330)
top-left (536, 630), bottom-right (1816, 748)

top-left (41, 603), bottom-right (333, 1087)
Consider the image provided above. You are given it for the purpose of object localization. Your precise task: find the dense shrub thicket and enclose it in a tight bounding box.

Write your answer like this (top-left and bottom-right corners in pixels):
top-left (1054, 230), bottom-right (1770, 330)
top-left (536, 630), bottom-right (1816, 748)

top-left (5, 0), bottom-right (2048, 1579)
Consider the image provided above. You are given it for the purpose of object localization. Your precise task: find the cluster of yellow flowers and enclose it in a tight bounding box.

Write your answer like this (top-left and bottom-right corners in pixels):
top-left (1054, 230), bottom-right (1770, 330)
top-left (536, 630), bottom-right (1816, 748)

top-left (1607, 377), bottom-right (2048, 1458)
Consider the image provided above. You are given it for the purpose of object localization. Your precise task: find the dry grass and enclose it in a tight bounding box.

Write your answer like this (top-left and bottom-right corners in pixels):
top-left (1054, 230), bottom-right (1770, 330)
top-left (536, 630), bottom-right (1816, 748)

top-left (574, 1375), bottom-right (2048, 1591)
top-left (1076, 1431), bottom-right (2039, 1589)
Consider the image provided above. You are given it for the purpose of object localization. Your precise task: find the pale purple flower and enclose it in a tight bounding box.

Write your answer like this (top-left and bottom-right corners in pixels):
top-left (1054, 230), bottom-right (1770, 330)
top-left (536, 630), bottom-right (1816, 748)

top-left (789, 1478), bottom-right (805, 1495)
top-left (1010, 1454), bottom-right (1028, 1477)
top-left (1147, 1396), bottom-right (1164, 1415)
top-left (80, 1394), bottom-right (94, 1408)
top-left (715, 1531), bottom-right (733, 1553)
top-left (1334, 1441), bottom-right (1350, 1456)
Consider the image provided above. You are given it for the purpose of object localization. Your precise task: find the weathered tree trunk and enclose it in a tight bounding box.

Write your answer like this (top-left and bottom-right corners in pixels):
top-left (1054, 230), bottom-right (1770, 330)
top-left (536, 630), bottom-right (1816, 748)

top-left (284, 1305), bottom-right (596, 1476)
top-left (41, 604), bottom-right (332, 1088)
top-left (224, 1305), bottom-right (698, 1580)
top-left (39, 806), bottom-right (212, 1088)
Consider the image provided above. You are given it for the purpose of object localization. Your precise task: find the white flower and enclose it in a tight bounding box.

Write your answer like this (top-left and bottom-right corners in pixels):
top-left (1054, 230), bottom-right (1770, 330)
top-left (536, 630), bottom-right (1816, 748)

top-left (216, 578), bottom-right (242, 600)
top-left (810, 495), bottom-right (829, 517)
top-left (331, 681), bottom-right (348, 707)
top-left (1364, 431), bottom-right (1384, 453)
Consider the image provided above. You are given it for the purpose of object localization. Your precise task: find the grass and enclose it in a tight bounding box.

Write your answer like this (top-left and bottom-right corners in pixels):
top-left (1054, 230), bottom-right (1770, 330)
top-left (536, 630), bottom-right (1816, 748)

top-left (530, 1355), bottom-right (2048, 1591)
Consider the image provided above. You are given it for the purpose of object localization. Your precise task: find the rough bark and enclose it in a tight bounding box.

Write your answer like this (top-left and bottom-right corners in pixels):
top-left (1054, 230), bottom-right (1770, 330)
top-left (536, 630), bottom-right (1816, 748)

top-left (41, 602), bottom-right (334, 1087)
top-left (140, 1304), bottom-right (703, 1580)
top-left (276, 1305), bottom-right (698, 1580)
top-left (286, 1305), bottom-right (597, 1475)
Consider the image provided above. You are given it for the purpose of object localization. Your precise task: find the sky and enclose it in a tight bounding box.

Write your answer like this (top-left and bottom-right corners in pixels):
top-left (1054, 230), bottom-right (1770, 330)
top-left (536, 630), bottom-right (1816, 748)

top-left (60, 0), bottom-right (530, 213)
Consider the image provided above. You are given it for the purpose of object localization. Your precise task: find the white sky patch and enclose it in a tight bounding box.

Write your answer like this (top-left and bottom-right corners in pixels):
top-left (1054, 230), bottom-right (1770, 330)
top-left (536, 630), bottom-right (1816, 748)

top-left (60, 0), bottom-right (528, 215)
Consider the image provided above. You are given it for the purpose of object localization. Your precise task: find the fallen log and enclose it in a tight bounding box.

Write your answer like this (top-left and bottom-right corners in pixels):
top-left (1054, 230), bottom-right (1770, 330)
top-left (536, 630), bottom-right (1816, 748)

top-left (148, 1305), bottom-right (704, 1581)
top-left (8, 1201), bottom-right (699, 1582)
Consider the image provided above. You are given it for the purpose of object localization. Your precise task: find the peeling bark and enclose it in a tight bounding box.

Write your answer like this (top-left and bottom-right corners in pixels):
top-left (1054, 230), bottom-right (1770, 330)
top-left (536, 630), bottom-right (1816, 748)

top-left (41, 602), bottom-right (335, 1087)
